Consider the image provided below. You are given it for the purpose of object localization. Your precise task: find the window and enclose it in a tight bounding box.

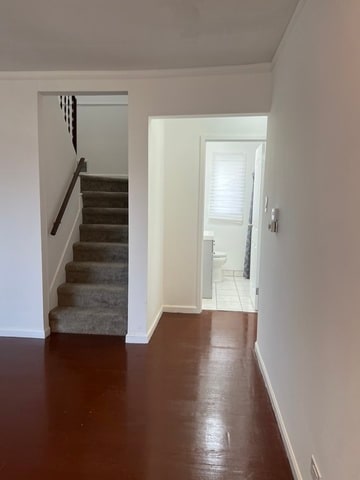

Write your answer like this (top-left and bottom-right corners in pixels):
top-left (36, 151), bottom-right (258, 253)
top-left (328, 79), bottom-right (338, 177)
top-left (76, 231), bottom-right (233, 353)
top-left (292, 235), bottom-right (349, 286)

top-left (208, 153), bottom-right (247, 223)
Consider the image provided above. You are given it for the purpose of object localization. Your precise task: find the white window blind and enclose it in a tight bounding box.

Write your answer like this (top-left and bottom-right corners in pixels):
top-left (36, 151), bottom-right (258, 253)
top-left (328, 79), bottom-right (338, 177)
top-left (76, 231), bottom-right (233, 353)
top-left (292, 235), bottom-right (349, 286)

top-left (208, 153), bottom-right (246, 223)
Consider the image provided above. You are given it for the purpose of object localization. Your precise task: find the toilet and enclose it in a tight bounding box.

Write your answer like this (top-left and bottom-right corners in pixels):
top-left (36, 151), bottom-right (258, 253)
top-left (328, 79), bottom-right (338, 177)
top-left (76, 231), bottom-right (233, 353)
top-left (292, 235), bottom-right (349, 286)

top-left (213, 251), bottom-right (227, 282)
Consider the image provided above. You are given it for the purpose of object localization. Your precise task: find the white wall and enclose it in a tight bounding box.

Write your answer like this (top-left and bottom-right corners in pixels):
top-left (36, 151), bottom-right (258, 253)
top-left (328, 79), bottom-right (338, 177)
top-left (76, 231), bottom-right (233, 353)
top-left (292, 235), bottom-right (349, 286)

top-left (257, 1), bottom-right (360, 479)
top-left (77, 95), bottom-right (128, 175)
top-left (38, 95), bottom-right (80, 314)
top-left (162, 117), bottom-right (267, 311)
top-left (204, 141), bottom-right (261, 272)
top-left (0, 65), bottom-right (272, 340)
top-left (147, 119), bottom-right (165, 336)
top-left (0, 86), bottom-right (44, 338)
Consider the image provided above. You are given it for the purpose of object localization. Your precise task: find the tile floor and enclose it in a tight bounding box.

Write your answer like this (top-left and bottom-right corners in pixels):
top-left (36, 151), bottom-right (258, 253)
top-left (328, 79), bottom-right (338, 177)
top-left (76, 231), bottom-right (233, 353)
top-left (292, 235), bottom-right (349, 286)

top-left (202, 275), bottom-right (256, 312)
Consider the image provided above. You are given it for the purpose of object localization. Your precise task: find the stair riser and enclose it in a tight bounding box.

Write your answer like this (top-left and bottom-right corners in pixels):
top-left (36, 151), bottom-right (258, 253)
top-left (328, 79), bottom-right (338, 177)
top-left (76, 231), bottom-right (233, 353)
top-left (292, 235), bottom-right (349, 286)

top-left (50, 318), bottom-right (127, 336)
top-left (58, 291), bottom-right (127, 308)
top-left (49, 308), bottom-right (127, 335)
top-left (73, 246), bottom-right (128, 263)
top-left (83, 210), bottom-right (128, 225)
top-left (66, 267), bottom-right (128, 285)
top-left (80, 227), bottom-right (128, 243)
top-left (82, 195), bottom-right (128, 208)
top-left (81, 177), bottom-right (128, 193)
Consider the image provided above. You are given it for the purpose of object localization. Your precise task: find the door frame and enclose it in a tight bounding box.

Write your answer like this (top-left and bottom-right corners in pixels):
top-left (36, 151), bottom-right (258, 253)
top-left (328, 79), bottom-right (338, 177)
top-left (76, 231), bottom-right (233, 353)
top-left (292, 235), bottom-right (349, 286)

top-left (196, 135), bottom-right (267, 312)
top-left (250, 142), bottom-right (266, 309)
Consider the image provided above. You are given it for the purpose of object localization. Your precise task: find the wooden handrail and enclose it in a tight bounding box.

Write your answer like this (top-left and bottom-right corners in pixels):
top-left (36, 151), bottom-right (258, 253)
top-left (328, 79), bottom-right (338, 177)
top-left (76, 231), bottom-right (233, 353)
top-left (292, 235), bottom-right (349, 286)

top-left (50, 158), bottom-right (86, 236)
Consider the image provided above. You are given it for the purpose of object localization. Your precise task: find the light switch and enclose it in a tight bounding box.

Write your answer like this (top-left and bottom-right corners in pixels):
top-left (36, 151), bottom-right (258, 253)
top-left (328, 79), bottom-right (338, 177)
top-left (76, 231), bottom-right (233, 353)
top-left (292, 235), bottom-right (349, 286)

top-left (268, 208), bottom-right (279, 233)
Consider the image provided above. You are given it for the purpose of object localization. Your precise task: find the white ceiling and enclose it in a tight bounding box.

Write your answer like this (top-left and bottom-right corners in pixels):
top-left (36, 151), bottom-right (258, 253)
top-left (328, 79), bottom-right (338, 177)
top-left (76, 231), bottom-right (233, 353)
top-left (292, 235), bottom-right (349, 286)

top-left (0, 0), bottom-right (299, 71)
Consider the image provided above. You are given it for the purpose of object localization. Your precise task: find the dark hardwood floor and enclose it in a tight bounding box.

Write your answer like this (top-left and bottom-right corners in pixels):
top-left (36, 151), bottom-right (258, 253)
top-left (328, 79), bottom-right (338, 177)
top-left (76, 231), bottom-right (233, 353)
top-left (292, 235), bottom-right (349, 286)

top-left (0, 311), bottom-right (292, 479)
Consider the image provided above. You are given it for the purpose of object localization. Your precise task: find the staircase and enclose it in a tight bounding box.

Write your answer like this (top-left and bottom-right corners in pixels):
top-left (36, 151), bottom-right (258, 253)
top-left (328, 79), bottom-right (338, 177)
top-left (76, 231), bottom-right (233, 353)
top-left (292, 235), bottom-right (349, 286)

top-left (49, 175), bottom-right (128, 336)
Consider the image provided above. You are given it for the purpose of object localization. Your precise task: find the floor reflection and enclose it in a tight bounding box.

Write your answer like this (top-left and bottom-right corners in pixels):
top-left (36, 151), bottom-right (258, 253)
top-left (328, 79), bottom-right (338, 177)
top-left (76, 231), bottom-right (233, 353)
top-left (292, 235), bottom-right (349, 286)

top-left (0, 312), bottom-right (292, 479)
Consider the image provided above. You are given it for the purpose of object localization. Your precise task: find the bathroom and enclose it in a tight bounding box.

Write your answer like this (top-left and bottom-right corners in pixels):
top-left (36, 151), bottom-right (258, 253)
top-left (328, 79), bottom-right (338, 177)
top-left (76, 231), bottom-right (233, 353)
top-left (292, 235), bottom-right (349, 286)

top-left (202, 140), bottom-right (265, 312)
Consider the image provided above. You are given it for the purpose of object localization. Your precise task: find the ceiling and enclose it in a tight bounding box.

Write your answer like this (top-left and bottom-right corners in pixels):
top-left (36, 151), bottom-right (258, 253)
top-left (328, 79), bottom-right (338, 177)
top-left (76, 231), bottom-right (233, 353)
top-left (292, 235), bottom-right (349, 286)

top-left (0, 0), bottom-right (299, 71)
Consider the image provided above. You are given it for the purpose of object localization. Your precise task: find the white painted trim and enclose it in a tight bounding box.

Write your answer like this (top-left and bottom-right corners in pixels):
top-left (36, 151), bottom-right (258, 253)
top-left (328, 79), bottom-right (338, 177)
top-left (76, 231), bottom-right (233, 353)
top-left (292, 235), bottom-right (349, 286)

top-left (126, 305), bottom-right (200, 343)
top-left (126, 307), bottom-right (163, 344)
top-left (163, 305), bottom-right (201, 314)
top-left (271, 0), bottom-right (308, 69)
top-left (125, 334), bottom-right (149, 344)
top-left (0, 327), bottom-right (50, 339)
top-left (49, 204), bottom-right (81, 294)
top-left (147, 306), bottom-right (163, 341)
top-left (150, 114), bottom-right (270, 121)
top-left (254, 342), bottom-right (303, 480)
top-left (0, 63), bottom-right (272, 81)
top-left (196, 137), bottom-right (207, 312)
top-left (196, 134), bottom-right (268, 311)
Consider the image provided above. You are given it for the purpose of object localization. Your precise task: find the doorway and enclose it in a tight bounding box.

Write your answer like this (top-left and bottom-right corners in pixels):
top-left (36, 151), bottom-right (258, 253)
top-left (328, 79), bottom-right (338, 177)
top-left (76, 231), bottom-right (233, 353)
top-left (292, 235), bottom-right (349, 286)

top-left (201, 138), bottom-right (266, 313)
top-left (148, 115), bottom-right (267, 317)
top-left (38, 92), bottom-right (129, 336)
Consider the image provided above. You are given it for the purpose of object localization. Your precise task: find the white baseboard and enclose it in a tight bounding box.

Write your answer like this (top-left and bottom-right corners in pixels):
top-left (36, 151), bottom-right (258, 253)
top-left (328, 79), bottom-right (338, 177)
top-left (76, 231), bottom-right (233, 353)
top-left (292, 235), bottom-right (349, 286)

top-left (125, 334), bottom-right (149, 344)
top-left (0, 328), bottom-right (50, 339)
top-left (125, 305), bottom-right (202, 344)
top-left (254, 342), bottom-right (303, 480)
top-left (126, 306), bottom-right (163, 344)
top-left (163, 305), bottom-right (201, 314)
top-left (147, 306), bottom-right (163, 341)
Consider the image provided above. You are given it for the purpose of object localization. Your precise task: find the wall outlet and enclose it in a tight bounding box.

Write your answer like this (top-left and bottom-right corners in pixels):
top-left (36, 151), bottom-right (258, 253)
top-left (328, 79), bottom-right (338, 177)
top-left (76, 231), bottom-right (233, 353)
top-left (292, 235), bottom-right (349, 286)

top-left (311, 455), bottom-right (322, 479)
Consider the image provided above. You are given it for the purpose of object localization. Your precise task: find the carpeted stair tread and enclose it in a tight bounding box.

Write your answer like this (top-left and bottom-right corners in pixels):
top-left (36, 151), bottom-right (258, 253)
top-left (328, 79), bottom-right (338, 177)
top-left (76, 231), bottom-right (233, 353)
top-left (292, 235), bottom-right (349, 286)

top-left (50, 306), bottom-right (127, 335)
top-left (49, 172), bottom-right (129, 336)
top-left (79, 224), bottom-right (128, 243)
top-left (80, 175), bottom-right (128, 193)
top-left (58, 282), bottom-right (127, 308)
top-left (66, 261), bottom-right (127, 284)
top-left (73, 241), bottom-right (128, 262)
top-left (82, 191), bottom-right (128, 208)
top-left (83, 207), bottom-right (128, 225)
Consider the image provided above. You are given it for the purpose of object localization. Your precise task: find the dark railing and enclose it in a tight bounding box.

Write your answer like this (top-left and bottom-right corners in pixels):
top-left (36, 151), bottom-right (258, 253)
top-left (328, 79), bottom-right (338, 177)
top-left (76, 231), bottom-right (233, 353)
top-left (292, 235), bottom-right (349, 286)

top-left (50, 158), bottom-right (86, 236)
top-left (59, 95), bottom-right (77, 152)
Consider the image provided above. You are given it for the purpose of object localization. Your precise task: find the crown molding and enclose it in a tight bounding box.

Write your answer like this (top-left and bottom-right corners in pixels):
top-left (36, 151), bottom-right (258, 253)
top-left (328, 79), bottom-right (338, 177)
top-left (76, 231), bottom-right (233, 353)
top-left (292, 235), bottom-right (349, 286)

top-left (0, 63), bottom-right (272, 81)
top-left (271, 0), bottom-right (309, 71)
